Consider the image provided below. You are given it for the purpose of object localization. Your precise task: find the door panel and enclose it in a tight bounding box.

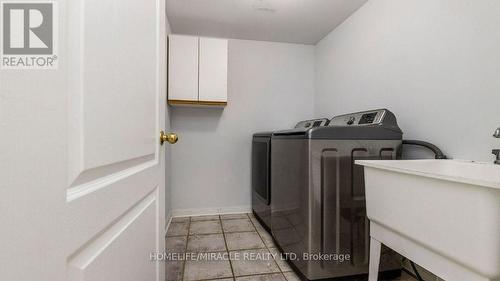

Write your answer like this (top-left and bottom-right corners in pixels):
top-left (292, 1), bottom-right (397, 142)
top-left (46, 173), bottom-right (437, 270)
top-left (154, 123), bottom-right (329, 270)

top-left (68, 0), bottom-right (158, 187)
top-left (66, 166), bottom-right (158, 254)
top-left (68, 190), bottom-right (158, 281)
top-left (82, 0), bottom-right (157, 169)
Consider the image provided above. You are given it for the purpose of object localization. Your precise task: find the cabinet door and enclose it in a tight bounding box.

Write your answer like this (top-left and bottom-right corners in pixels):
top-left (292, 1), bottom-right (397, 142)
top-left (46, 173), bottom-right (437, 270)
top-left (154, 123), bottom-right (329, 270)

top-left (168, 35), bottom-right (199, 101)
top-left (199, 37), bottom-right (228, 103)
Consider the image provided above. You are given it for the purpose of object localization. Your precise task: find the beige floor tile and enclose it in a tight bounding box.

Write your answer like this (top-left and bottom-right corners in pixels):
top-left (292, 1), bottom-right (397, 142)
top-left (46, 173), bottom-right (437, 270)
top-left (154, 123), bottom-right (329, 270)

top-left (184, 258), bottom-right (232, 281)
top-left (268, 248), bottom-right (292, 272)
top-left (190, 220), bottom-right (223, 235)
top-left (257, 229), bottom-right (275, 248)
top-left (222, 218), bottom-right (255, 233)
top-left (221, 213), bottom-right (249, 220)
top-left (191, 215), bottom-right (220, 221)
top-left (249, 215), bottom-right (259, 224)
top-left (165, 260), bottom-right (184, 281)
top-left (230, 249), bottom-right (280, 276)
top-left (283, 272), bottom-right (300, 281)
top-left (251, 218), bottom-right (275, 248)
top-left (236, 273), bottom-right (286, 281)
top-left (187, 233), bottom-right (227, 253)
top-left (167, 222), bottom-right (189, 237)
top-left (225, 231), bottom-right (266, 251)
top-left (171, 217), bottom-right (190, 223)
top-left (166, 236), bottom-right (187, 254)
top-left (252, 220), bottom-right (267, 234)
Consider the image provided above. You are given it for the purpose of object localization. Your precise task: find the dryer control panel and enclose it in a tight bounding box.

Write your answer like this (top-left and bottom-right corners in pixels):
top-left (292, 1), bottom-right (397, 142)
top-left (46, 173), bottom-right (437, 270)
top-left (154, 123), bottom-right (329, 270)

top-left (295, 118), bottom-right (329, 129)
top-left (329, 109), bottom-right (387, 127)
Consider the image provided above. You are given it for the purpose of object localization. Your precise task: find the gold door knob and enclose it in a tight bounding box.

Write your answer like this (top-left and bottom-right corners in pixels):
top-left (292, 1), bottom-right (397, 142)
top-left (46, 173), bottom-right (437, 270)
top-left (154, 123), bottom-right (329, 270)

top-left (160, 131), bottom-right (178, 145)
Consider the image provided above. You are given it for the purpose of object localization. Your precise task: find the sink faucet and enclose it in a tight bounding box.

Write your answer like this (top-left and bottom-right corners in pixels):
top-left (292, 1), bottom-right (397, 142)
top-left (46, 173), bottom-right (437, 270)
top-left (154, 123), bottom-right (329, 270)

top-left (493, 127), bottom-right (500, 164)
top-left (493, 149), bottom-right (500, 164)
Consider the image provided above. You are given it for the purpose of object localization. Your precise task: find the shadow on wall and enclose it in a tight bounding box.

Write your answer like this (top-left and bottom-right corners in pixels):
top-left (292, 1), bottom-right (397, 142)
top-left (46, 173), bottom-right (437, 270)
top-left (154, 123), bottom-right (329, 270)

top-left (171, 107), bottom-right (224, 132)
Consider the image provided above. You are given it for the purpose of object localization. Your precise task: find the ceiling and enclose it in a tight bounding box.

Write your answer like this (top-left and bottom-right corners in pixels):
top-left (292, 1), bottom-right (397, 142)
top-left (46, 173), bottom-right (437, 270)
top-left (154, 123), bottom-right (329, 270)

top-left (166, 0), bottom-right (368, 45)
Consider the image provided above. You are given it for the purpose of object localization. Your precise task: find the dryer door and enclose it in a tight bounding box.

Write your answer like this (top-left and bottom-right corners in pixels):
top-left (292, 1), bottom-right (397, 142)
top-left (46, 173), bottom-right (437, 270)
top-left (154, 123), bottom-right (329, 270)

top-left (252, 137), bottom-right (271, 205)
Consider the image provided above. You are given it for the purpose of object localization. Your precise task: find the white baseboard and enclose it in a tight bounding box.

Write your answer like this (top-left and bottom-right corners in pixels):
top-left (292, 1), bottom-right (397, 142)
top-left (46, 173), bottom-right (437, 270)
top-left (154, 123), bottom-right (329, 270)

top-left (171, 205), bottom-right (252, 218)
top-left (164, 210), bottom-right (173, 234)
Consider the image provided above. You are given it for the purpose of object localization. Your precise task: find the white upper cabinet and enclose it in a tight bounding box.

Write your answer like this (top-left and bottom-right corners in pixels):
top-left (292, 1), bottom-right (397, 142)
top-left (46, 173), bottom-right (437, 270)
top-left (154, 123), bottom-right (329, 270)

top-left (168, 35), bottom-right (199, 101)
top-left (199, 37), bottom-right (228, 103)
top-left (168, 35), bottom-right (228, 106)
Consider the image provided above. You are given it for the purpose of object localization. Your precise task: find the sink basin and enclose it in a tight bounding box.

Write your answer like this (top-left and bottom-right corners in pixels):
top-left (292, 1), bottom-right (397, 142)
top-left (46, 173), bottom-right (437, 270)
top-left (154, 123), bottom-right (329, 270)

top-left (356, 159), bottom-right (500, 281)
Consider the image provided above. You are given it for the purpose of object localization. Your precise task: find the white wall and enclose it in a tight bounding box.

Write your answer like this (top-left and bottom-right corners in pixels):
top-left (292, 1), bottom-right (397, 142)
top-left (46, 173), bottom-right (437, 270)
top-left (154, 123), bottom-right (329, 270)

top-left (315, 0), bottom-right (500, 162)
top-left (170, 39), bottom-right (315, 215)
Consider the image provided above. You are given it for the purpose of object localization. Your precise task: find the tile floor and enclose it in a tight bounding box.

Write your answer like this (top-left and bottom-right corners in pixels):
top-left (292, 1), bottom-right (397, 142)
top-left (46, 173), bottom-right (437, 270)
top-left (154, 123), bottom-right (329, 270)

top-left (165, 213), bottom-right (418, 281)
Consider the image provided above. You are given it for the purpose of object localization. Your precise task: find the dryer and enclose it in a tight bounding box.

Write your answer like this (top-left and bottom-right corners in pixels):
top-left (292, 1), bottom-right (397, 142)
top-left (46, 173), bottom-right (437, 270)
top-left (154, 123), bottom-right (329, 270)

top-left (271, 109), bottom-right (402, 280)
top-left (252, 118), bottom-right (329, 231)
top-left (252, 131), bottom-right (273, 230)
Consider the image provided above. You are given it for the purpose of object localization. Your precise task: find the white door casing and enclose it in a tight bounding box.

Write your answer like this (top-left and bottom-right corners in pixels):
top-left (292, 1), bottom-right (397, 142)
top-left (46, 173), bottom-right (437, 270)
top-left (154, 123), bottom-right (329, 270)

top-left (0, 0), bottom-right (167, 280)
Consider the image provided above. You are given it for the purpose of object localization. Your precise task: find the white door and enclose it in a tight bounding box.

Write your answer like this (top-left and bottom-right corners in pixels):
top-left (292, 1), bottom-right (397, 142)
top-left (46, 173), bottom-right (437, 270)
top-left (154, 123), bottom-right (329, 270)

top-left (0, 0), bottom-right (169, 280)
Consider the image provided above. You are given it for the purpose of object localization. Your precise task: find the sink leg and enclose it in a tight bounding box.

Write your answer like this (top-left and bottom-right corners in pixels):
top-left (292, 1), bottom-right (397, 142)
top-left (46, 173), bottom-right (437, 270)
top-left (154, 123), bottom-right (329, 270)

top-left (369, 237), bottom-right (382, 281)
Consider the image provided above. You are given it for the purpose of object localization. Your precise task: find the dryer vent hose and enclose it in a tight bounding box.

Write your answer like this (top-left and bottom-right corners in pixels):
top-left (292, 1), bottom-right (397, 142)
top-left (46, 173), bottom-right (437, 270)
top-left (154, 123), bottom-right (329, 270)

top-left (402, 140), bottom-right (447, 159)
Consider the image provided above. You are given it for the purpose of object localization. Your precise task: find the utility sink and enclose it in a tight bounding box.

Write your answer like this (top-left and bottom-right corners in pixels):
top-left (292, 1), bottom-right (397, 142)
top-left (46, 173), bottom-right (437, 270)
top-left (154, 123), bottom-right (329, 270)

top-left (355, 159), bottom-right (500, 281)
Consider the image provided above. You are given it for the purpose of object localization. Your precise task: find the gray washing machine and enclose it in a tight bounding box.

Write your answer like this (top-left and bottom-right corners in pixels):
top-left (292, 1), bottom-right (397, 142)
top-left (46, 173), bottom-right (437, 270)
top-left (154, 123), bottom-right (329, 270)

top-left (271, 109), bottom-right (402, 280)
top-left (252, 119), bottom-right (329, 231)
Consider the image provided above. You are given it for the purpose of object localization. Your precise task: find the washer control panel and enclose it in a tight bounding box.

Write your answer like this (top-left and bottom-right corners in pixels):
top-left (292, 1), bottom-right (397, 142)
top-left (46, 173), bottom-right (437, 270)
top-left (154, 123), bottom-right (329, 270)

top-left (329, 109), bottom-right (386, 127)
top-left (295, 118), bottom-right (329, 129)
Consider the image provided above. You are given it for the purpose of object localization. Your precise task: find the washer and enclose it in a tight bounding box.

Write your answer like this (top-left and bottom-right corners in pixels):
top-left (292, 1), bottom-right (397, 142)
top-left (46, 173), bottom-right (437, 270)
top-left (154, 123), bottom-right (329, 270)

top-left (271, 109), bottom-right (402, 280)
top-left (252, 118), bottom-right (329, 231)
